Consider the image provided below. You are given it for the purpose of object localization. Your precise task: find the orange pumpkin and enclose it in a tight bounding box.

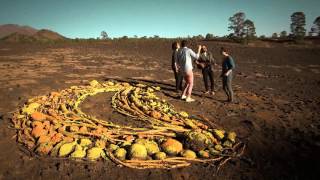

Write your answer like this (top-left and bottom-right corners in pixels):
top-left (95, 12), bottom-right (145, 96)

top-left (31, 121), bottom-right (44, 128)
top-left (31, 112), bottom-right (47, 121)
top-left (38, 135), bottom-right (51, 144)
top-left (58, 126), bottom-right (66, 133)
top-left (125, 135), bottom-right (134, 142)
top-left (36, 143), bottom-right (53, 155)
top-left (63, 136), bottom-right (74, 143)
top-left (42, 120), bottom-right (51, 130)
top-left (79, 126), bottom-right (88, 133)
top-left (150, 111), bottom-right (161, 119)
top-left (51, 133), bottom-right (63, 143)
top-left (161, 138), bottom-right (183, 155)
top-left (31, 126), bottom-right (48, 138)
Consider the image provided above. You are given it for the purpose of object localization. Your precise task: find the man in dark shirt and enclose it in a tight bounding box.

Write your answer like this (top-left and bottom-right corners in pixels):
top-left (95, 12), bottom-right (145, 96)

top-left (220, 47), bottom-right (235, 102)
top-left (196, 45), bottom-right (216, 95)
top-left (171, 42), bottom-right (183, 91)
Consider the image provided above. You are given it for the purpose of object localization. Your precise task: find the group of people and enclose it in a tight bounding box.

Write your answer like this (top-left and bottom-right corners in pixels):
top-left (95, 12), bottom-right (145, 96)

top-left (171, 40), bottom-right (235, 103)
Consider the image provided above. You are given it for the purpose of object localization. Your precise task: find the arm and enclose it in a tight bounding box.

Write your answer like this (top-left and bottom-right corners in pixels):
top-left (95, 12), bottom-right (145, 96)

top-left (189, 45), bottom-right (202, 60)
top-left (173, 51), bottom-right (179, 71)
top-left (225, 57), bottom-right (235, 76)
top-left (195, 54), bottom-right (202, 65)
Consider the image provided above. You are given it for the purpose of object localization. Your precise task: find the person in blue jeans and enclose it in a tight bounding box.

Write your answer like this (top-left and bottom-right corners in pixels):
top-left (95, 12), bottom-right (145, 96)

top-left (220, 47), bottom-right (235, 102)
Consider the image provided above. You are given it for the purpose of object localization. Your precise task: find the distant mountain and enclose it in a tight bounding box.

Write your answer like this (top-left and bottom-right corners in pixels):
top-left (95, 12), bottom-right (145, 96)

top-left (1, 32), bottom-right (35, 42)
top-left (0, 24), bottom-right (38, 38)
top-left (0, 24), bottom-right (67, 42)
top-left (33, 29), bottom-right (66, 41)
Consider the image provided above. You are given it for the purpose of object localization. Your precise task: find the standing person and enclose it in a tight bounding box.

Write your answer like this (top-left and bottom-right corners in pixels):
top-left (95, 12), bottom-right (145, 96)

top-left (171, 41), bottom-right (183, 91)
top-left (177, 40), bottom-right (201, 102)
top-left (196, 45), bottom-right (216, 95)
top-left (220, 47), bottom-right (235, 102)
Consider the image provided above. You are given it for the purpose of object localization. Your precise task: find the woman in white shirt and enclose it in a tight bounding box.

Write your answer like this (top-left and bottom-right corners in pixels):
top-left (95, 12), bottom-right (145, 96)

top-left (177, 40), bottom-right (201, 102)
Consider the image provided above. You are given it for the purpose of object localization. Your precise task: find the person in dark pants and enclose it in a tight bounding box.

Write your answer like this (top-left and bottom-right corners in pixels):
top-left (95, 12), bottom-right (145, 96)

top-left (220, 47), bottom-right (235, 102)
top-left (171, 41), bottom-right (183, 91)
top-left (196, 45), bottom-right (216, 95)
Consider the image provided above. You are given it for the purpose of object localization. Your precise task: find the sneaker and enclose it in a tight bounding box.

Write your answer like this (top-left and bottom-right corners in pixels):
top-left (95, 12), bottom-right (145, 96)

top-left (186, 97), bottom-right (195, 102)
top-left (181, 95), bottom-right (187, 100)
top-left (203, 91), bottom-right (210, 94)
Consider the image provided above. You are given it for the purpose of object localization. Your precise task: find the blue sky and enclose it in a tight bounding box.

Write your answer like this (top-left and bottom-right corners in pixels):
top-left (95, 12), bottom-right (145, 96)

top-left (0, 0), bottom-right (319, 38)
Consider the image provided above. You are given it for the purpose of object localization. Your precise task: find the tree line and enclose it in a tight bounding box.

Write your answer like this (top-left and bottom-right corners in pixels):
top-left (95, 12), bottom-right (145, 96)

top-left (98, 11), bottom-right (319, 42)
top-left (227, 11), bottom-right (320, 43)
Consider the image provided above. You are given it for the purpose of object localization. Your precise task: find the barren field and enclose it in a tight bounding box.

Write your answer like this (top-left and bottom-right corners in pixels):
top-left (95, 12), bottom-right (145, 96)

top-left (0, 40), bottom-right (319, 179)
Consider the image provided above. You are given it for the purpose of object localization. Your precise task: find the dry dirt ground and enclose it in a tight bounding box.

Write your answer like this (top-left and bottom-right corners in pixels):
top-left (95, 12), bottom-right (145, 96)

top-left (0, 40), bottom-right (319, 180)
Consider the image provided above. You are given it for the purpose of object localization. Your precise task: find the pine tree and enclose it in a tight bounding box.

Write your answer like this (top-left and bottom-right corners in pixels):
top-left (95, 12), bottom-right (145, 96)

top-left (290, 12), bottom-right (306, 39)
top-left (100, 31), bottom-right (108, 40)
top-left (310, 16), bottom-right (320, 36)
top-left (243, 19), bottom-right (256, 38)
top-left (280, 31), bottom-right (287, 38)
top-left (228, 12), bottom-right (246, 38)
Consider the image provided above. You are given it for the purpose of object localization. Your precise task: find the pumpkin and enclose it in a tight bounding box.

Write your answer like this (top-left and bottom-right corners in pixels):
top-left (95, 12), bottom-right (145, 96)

top-left (59, 141), bottom-right (76, 157)
top-left (213, 129), bottom-right (225, 140)
top-left (107, 144), bottom-right (119, 152)
top-left (31, 121), bottom-right (43, 128)
top-left (51, 133), bottom-right (64, 144)
top-left (70, 145), bottom-right (87, 158)
top-left (153, 152), bottom-right (166, 160)
top-left (161, 138), bottom-right (183, 156)
top-left (114, 148), bottom-right (127, 160)
top-left (181, 150), bottom-right (197, 159)
top-left (198, 150), bottom-right (210, 158)
top-left (31, 112), bottom-right (47, 121)
top-left (129, 143), bottom-right (148, 160)
top-left (150, 111), bottom-right (161, 119)
top-left (42, 120), bottom-right (51, 130)
top-left (79, 138), bottom-right (92, 147)
top-left (95, 140), bottom-right (106, 149)
top-left (31, 126), bottom-right (47, 138)
top-left (79, 126), bottom-right (88, 132)
top-left (87, 147), bottom-right (104, 160)
top-left (36, 143), bottom-right (53, 155)
top-left (135, 139), bottom-right (160, 156)
top-left (70, 126), bottom-right (79, 132)
top-left (38, 135), bottom-right (51, 144)
top-left (227, 132), bottom-right (237, 143)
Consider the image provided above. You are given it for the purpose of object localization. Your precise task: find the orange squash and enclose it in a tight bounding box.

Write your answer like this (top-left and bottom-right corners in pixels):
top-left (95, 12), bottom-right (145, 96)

top-left (31, 112), bottom-right (47, 121)
top-left (38, 135), bottom-right (51, 144)
top-left (161, 138), bottom-right (183, 155)
top-left (51, 133), bottom-right (63, 143)
top-left (79, 126), bottom-right (88, 133)
top-left (31, 121), bottom-right (44, 128)
top-left (42, 120), bottom-right (51, 130)
top-left (31, 126), bottom-right (47, 138)
top-left (125, 135), bottom-right (134, 142)
top-left (36, 143), bottom-right (53, 155)
top-left (63, 136), bottom-right (74, 143)
top-left (58, 126), bottom-right (66, 133)
top-left (150, 111), bottom-right (161, 119)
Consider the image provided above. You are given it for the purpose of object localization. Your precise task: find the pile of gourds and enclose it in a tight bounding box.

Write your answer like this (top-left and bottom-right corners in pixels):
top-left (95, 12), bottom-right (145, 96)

top-left (12, 80), bottom-right (245, 169)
